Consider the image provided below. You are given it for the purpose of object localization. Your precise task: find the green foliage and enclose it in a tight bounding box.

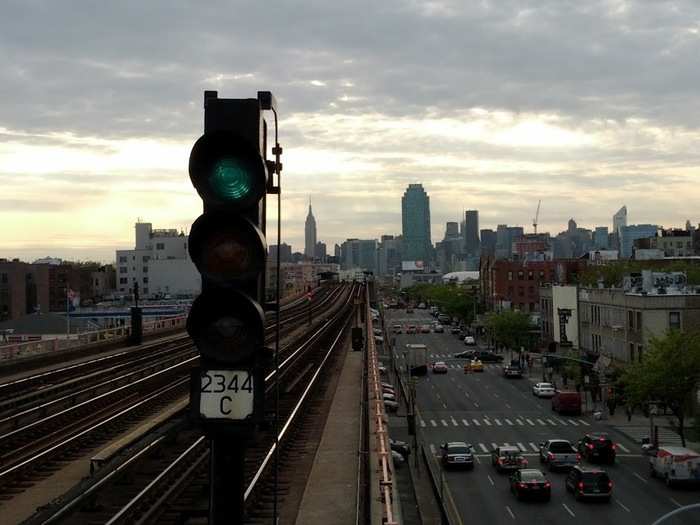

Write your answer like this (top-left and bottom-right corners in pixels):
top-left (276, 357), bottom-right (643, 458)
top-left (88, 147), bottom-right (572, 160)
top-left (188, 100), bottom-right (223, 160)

top-left (622, 331), bottom-right (700, 446)
top-left (485, 310), bottom-right (536, 351)
top-left (403, 283), bottom-right (479, 323)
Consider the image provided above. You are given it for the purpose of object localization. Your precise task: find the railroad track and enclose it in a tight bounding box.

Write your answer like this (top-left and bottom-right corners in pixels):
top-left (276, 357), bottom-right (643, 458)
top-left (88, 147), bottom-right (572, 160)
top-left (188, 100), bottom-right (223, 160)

top-left (0, 284), bottom-right (344, 419)
top-left (26, 283), bottom-right (362, 524)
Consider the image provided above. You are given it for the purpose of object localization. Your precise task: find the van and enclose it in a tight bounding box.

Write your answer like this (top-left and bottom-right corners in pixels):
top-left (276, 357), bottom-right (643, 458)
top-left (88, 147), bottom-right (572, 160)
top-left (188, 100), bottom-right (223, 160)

top-left (552, 390), bottom-right (582, 415)
top-left (649, 447), bottom-right (700, 486)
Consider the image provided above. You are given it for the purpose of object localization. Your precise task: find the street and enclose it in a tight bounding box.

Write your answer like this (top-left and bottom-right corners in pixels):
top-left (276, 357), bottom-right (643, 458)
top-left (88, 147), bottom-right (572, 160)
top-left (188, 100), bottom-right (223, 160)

top-left (385, 309), bottom-right (700, 525)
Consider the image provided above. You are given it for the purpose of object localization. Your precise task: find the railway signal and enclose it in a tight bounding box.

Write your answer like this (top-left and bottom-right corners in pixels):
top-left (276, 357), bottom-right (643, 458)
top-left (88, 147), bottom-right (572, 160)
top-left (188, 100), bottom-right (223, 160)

top-left (187, 90), bottom-right (281, 524)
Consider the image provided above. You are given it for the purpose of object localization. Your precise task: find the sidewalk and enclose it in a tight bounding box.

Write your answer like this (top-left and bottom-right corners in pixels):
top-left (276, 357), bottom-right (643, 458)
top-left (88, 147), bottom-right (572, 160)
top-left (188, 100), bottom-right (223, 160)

top-left (526, 359), bottom-right (700, 452)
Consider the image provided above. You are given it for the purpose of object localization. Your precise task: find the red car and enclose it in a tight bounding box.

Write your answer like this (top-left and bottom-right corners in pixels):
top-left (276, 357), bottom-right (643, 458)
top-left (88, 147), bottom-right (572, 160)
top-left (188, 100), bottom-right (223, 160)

top-left (432, 361), bottom-right (448, 374)
top-left (510, 469), bottom-right (551, 501)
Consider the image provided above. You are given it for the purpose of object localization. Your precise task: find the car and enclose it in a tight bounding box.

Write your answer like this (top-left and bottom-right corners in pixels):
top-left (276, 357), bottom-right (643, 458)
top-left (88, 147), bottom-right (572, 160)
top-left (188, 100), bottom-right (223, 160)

top-left (417, 302), bottom-right (426, 309)
top-left (539, 439), bottom-right (580, 470)
top-left (378, 365), bottom-right (387, 376)
top-left (492, 446), bottom-right (528, 472)
top-left (532, 382), bottom-right (556, 397)
top-left (392, 324), bottom-right (402, 334)
top-left (578, 433), bottom-right (616, 464)
top-left (441, 442), bottom-right (475, 469)
top-left (420, 324), bottom-right (431, 333)
top-left (476, 351), bottom-right (504, 363)
top-left (433, 324), bottom-right (444, 333)
top-left (381, 381), bottom-right (394, 389)
top-left (565, 466), bottom-right (612, 501)
top-left (463, 336), bottom-right (476, 346)
top-left (438, 314), bottom-right (451, 324)
top-left (432, 361), bottom-right (448, 374)
top-left (389, 438), bottom-right (411, 460)
top-left (406, 307), bottom-right (414, 314)
top-left (406, 325), bottom-right (417, 334)
top-left (391, 449), bottom-right (406, 466)
top-left (450, 326), bottom-right (461, 334)
top-left (510, 469), bottom-right (551, 501)
top-left (552, 390), bottom-right (582, 415)
top-left (382, 392), bottom-right (396, 402)
top-left (384, 399), bottom-right (399, 412)
top-left (374, 335), bottom-right (384, 344)
top-left (373, 328), bottom-right (383, 336)
top-left (470, 359), bottom-right (484, 372)
top-left (453, 350), bottom-right (476, 359)
top-left (503, 364), bottom-right (523, 378)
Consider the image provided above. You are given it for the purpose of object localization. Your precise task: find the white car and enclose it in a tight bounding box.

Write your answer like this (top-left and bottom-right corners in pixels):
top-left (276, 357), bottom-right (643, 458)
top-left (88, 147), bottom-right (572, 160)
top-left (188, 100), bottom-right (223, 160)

top-left (532, 382), bottom-right (556, 397)
top-left (463, 336), bottom-right (476, 346)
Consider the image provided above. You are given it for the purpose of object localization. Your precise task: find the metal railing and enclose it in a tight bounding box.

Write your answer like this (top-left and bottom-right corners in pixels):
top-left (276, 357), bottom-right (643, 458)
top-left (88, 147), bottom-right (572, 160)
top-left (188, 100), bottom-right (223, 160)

top-left (366, 289), bottom-right (400, 525)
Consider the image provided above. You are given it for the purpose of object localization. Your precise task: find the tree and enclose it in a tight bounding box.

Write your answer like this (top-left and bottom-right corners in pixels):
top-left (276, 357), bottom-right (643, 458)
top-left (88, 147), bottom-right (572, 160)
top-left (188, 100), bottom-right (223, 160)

top-left (622, 331), bottom-right (700, 447)
top-left (404, 283), bottom-right (479, 324)
top-left (485, 310), bottom-right (535, 353)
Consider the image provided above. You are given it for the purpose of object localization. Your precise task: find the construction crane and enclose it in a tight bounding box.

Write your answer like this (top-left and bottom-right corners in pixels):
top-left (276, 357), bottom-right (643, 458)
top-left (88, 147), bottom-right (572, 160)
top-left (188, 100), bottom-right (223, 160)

top-left (532, 200), bottom-right (541, 235)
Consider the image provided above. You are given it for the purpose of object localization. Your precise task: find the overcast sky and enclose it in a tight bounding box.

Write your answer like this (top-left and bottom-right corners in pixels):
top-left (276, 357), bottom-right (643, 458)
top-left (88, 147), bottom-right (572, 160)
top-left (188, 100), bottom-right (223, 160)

top-left (2, 0), bottom-right (699, 262)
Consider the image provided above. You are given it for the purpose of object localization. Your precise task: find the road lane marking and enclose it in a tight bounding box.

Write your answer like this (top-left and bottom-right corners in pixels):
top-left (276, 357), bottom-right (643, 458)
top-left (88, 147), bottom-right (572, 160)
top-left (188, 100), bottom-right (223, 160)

top-left (556, 418), bottom-right (567, 425)
top-left (505, 418), bottom-right (513, 425)
top-left (617, 443), bottom-right (630, 453)
top-left (505, 403), bottom-right (511, 409)
top-left (483, 419), bottom-right (492, 426)
top-left (494, 418), bottom-right (502, 425)
top-left (670, 497), bottom-right (682, 508)
top-left (567, 419), bottom-right (578, 426)
top-left (577, 419), bottom-right (590, 426)
top-left (442, 403), bottom-right (447, 409)
top-left (526, 418), bottom-right (535, 426)
top-left (474, 402), bottom-right (480, 408)
top-left (465, 391), bottom-right (470, 398)
top-left (491, 442), bottom-right (498, 450)
top-left (537, 418), bottom-right (546, 425)
top-left (503, 442), bottom-right (510, 447)
top-left (451, 417), bottom-right (459, 426)
top-left (493, 393), bottom-right (499, 398)
top-left (436, 393), bottom-right (441, 399)
top-left (633, 472), bottom-right (648, 484)
top-left (473, 419), bottom-right (481, 426)
top-left (546, 418), bottom-right (557, 425)
top-left (616, 499), bottom-right (631, 512)
top-left (430, 444), bottom-right (437, 455)
top-left (420, 418), bottom-right (426, 427)
top-left (516, 419), bottom-right (524, 426)
top-left (475, 455), bottom-right (481, 464)
top-left (441, 419), bottom-right (448, 427)
top-left (562, 503), bottom-right (576, 518)
top-left (517, 443), bottom-right (527, 452)
top-left (430, 420), bottom-right (437, 427)
top-left (487, 475), bottom-right (495, 486)
top-left (462, 419), bottom-right (470, 426)
top-left (505, 506), bottom-right (515, 520)
top-left (479, 443), bottom-right (489, 452)
top-left (529, 442), bottom-right (539, 451)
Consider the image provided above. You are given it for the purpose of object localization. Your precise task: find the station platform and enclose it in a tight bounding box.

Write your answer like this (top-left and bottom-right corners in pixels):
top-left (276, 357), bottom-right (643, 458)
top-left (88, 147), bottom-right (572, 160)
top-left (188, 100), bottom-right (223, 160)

top-left (294, 345), bottom-right (363, 525)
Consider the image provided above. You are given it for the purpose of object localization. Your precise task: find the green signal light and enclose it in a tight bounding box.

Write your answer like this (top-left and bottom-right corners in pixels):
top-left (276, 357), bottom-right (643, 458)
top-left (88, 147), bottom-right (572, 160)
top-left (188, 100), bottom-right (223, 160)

top-left (210, 157), bottom-right (253, 201)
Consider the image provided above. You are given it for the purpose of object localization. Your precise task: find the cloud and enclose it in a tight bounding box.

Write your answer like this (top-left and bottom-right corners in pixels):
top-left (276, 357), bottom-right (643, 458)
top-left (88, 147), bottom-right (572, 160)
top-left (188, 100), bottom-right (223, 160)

top-left (1, 1), bottom-right (699, 257)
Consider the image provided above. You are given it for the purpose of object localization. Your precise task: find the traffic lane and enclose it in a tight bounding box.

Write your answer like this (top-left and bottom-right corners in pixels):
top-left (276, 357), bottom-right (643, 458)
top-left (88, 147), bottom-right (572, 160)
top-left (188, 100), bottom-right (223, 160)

top-left (611, 453), bottom-right (700, 510)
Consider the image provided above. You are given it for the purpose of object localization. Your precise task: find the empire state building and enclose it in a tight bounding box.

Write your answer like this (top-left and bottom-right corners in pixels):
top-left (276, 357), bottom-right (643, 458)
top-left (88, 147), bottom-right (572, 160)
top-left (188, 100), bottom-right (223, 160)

top-left (304, 202), bottom-right (317, 259)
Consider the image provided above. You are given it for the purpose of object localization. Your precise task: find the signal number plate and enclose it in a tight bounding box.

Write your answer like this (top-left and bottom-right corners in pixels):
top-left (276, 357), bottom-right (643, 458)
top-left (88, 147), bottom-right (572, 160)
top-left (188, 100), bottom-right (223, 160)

top-left (199, 370), bottom-right (254, 420)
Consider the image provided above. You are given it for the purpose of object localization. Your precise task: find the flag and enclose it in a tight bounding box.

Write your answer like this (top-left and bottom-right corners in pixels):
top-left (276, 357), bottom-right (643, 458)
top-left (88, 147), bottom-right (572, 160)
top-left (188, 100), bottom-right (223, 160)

top-left (67, 288), bottom-right (80, 309)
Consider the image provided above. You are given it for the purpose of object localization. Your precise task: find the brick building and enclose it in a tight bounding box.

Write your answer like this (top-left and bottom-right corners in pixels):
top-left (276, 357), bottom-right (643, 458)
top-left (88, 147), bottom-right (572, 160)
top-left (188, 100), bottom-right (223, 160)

top-left (480, 257), bottom-right (587, 313)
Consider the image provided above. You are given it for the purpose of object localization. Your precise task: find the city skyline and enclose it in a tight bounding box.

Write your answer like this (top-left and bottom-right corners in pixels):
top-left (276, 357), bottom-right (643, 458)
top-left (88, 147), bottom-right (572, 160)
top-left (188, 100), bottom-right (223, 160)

top-left (2, 2), bottom-right (700, 261)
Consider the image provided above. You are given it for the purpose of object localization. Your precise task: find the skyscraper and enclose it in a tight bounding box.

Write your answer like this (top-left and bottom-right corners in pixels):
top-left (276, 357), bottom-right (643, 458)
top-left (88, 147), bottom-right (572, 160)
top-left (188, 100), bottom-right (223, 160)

top-left (401, 184), bottom-right (432, 262)
top-left (464, 210), bottom-right (480, 256)
top-left (613, 206), bottom-right (627, 235)
top-left (304, 202), bottom-right (317, 259)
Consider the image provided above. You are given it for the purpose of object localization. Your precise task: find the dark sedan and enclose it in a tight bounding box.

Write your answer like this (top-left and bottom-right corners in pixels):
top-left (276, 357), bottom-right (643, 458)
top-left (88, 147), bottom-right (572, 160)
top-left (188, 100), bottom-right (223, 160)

top-left (510, 469), bottom-right (551, 501)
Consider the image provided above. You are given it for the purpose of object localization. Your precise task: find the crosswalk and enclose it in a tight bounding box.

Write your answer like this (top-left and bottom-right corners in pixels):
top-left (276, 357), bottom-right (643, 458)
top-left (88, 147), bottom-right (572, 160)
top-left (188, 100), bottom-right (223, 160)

top-left (613, 425), bottom-right (683, 446)
top-left (428, 441), bottom-right (632, 456)
top-left (420, 416), bottom-right (591, 428)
